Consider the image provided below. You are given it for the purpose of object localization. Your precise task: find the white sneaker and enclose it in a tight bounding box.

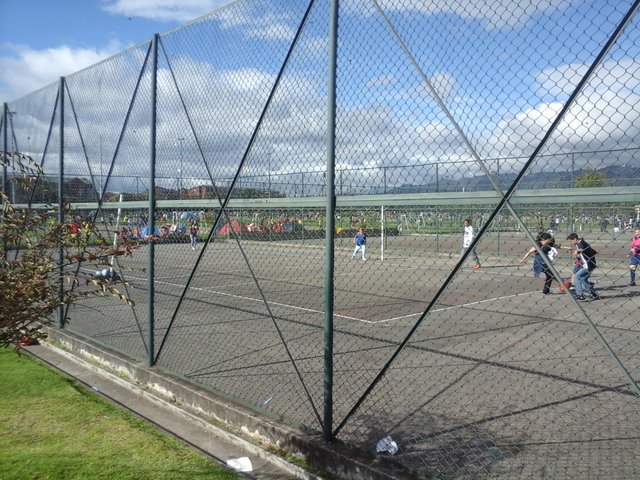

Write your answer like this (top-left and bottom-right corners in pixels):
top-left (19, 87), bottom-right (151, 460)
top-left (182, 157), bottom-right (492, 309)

top-left (192, 246), bottom-right (195, 250)
top-left (362, 257), bottom-right (367, 261)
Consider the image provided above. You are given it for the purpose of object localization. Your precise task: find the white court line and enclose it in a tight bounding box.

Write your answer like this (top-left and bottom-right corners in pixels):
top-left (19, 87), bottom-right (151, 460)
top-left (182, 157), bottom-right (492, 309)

top-left (126, 274), bottom-right (376, 323)
top-left (371, 291), bottom-right (539, 324)
top-left (89, 268), bottom-right (538, 326)
top-left (152, 272), bottom-right (217, 281)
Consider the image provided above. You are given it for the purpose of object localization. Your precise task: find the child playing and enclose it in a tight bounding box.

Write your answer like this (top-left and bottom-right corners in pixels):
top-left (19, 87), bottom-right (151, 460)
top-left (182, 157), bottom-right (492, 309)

top-left (518, 232), bottom-right (556, 295)
top-left (455, 218), bottom-right (481, 270)
top-left (564, 233), bottom-right (600, 301)
top-left (629, 227), bottom-right (640, 286)
top-left (352, 227), bottom-right (367, 261)
top-left (189, 222), bottom-right (199, 250)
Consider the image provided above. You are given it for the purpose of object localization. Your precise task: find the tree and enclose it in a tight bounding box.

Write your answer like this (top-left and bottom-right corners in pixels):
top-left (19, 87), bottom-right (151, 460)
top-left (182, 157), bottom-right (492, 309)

top-left (1, 152), bottom-right (138, 350)
top-left (573, 167), bottom-right (608, 188)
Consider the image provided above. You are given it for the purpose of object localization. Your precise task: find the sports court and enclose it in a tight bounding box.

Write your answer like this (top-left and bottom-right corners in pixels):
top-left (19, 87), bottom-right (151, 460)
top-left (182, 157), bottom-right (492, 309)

top-left (69, 230), bottom-right (640, 478)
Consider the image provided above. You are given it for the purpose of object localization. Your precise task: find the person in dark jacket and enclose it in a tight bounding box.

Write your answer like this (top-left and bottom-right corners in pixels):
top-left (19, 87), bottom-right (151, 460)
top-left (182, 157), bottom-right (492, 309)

top-left (519, 232), bottom-right (556, 295)
top-left (563, 233), bottom-right (600, 301)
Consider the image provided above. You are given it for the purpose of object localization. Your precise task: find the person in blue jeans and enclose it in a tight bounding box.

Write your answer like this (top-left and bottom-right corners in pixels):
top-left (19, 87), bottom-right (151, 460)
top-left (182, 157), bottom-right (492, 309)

top-left (189, 222), bottom-right (199, 250)
top-left (352, 227), bottom-right (367, 261)
top-left (564, 233), bottom-right (600, 301)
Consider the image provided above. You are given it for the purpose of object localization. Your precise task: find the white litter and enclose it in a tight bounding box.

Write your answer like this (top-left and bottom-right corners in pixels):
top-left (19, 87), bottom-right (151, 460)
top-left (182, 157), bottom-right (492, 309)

top-left (376, 435), bottom-right (399, 455)
top-left (227, 456), bottom-right (253, 472)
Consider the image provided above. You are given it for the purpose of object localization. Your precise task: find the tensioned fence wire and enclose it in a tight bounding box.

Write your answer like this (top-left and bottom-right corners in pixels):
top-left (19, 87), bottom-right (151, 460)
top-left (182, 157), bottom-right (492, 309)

top-left (2, 0), bottom-right (640, 479)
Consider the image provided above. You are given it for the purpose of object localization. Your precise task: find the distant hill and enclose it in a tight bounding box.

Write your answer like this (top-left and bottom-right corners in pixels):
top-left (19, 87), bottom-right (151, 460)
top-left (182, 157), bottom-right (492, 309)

top-left (387, 164), bottom-right (640, 194)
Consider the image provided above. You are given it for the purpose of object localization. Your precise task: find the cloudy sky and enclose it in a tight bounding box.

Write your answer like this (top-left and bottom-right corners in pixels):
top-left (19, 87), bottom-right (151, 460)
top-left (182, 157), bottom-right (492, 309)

top-left (0, 0), bottom-right (237, 101)
top-left (2, 0), bottom-right (639, 196)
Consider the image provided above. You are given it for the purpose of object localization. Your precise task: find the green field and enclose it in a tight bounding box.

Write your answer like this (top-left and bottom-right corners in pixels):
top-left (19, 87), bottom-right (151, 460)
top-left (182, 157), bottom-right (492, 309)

top-left (0, 348), bottom-right (238, 480)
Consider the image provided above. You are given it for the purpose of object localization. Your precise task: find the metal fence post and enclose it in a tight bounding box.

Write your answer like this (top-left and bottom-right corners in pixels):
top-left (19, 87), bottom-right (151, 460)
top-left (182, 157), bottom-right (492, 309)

top-left (496, 158), bottom-right (501, 257)
top-left (323, 0), bottom-right (338, 443)
top-left (148, 34), bottom-right (158, 367)
top-left (2, 103), bottom-right (7, 260)
top-left (58, 77), bottom-right (65, 328)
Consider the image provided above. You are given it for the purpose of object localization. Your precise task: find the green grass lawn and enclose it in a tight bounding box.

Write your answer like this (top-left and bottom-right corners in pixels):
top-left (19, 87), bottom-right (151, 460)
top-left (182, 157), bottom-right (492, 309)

top-left (0, 347), bottom-right (239, 480)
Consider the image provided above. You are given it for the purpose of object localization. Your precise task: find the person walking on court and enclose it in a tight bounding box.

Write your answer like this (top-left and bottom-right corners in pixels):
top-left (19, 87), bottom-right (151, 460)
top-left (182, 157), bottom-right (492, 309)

top-left (563, 232), bottom-right (600, 301)
top-left (352, 227), bottom-right (367, 261)
top-left (189, 221), bottom-right (199, 250)
top-left (518, 232), bottom-right (556, 295)
top-left (628, 227), bottom-right (640, 286)
top-left (455, 218), bottom-right (481, 269)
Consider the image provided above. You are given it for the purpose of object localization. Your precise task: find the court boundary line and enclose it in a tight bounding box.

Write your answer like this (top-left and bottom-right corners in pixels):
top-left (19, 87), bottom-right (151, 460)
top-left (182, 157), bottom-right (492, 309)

top-left (372, 291), bottom-right (539, 324)
top-left (123, 270), bottom-right (543, 326)
top-left (125, 274), bottom-right (374, 323)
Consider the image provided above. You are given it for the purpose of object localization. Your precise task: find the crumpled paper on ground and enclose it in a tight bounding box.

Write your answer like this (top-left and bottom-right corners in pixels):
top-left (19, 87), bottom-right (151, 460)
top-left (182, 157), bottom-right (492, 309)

top-left (376, 435), bottom-right (399, 455)
top-left (227, 456), bottom-right (253, 472)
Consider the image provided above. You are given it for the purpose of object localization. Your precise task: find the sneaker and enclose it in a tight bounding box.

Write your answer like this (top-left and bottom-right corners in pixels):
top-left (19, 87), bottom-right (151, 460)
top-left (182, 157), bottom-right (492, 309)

top-left (629, 282), bottom-right (637, 287)
top-left (575, 295), bottom-right (587, 301)
top-left (362, 257), bottom-right (367, 261)
top-left (542, 291), bottom-right (551, 295)
top-left (589, 293), bottom-right (600, 301)
top-left (473, 264), bottom-right (481, 270)
top-left (191, 246), bottom-right (195, 250)
top-left (558, 285), bottom-right (564, 292)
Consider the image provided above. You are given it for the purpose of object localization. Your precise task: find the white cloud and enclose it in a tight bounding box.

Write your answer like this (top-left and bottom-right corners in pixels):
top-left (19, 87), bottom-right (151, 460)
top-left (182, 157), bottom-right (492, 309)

top-left (246, 23), bottom-right (297, 41)
top-left (213, 4), bottom-right (303, 41)
top-left (536, 58), bottom-right (640, 97)
top-left (0, 0), bottom-right (238, 101)
top-left (102, 0), bottom-right (236, 23)
top-left (376, 0), bottom-right (573, 30)
top-left (487, 88), bottom-right (640, 173)
top-left (0, 42), bottom-right (124, 100)
top-left (365, 74), bottom-right (396, 89)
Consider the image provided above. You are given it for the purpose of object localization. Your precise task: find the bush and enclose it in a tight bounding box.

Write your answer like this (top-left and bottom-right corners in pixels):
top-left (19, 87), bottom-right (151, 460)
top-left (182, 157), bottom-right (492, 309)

top-left (1, 152), bottom-right (139, 350)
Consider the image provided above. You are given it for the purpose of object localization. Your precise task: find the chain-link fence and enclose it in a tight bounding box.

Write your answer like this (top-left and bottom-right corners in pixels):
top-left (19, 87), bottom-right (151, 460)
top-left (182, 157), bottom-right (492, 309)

top-left (3, 0), bottom-right (640, 478)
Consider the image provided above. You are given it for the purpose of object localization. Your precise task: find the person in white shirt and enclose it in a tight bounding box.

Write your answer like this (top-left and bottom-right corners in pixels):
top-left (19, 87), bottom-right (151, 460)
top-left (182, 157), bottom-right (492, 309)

top-left (455, 218), bottom-right (481, 270)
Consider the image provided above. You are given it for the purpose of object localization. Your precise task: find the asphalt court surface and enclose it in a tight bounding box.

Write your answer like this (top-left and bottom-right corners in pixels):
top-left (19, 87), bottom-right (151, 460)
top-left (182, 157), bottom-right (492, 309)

top-left (69, 237), bottom-right (640, 478)
top-left (117, 239), bottom-right (638, 324)
top-left (102, 239), bottom-right (640, 368)
top-left (102, 240), bottom-right (640, 397)
top-left (81, 238), bottom-right (640, 348)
